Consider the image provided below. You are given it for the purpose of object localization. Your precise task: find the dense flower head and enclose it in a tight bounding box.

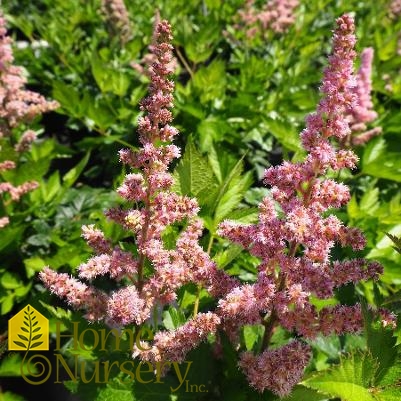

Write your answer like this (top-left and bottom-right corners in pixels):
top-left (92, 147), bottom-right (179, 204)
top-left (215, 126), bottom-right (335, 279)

top-left (235, 0), bottom-right (299, 39)
top-left (100, 0), bottom-right (133, 45)
top-left (133, 312), bottom-right (221, 364)
top-left (344, 47), bottom-right (382, 146)
top-left (0, 14), bottom-right (58, 131)
top-left (40, 19), bottom-right (233, 368)
top-left (217, 14), bottom-right (386, 396)
top-left (239, 341), bottom-right (311, 396)
top-left (0, 12), bottom-right (58, 228)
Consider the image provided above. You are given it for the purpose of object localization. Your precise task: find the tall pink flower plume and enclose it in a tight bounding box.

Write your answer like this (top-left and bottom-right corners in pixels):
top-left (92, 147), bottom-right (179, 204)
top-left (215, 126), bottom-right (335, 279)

top-left (217, 14), bottom-right (392, 396)
top-left (101, 0), bottom-right (133, 45)
top-left (236, 0), bottom-right (299, 39)
top-left (342, 47), bottom-right (381, 146)
top-left (40, 19), bottom-right (233, 364)
top-left (0, 12), bottom-right (58, 228)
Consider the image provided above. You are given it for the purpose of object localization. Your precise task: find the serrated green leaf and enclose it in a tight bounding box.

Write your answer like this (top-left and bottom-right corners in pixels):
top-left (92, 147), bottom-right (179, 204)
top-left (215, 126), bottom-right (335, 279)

top-left (0, 353), bottom-right (37, 376)
top-left (207, 155), bottom-right (248, 220)
top-left (215, 173), bottom-right (253, 223)
top-left (277, 385), bottom-right (328, 401)
top-left (302, 352), bottom-right (378, 401)
top-left (171, 138), bottom-right (217, 198)
top-left (39, 301), bottom-right (72, 321)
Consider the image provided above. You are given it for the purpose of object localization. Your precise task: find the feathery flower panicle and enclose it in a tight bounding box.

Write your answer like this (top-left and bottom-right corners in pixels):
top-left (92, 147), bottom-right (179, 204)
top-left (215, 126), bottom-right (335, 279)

top-left (239, 341), bottom-right (311, 396)
top-left (343, 48), bottom-right (381, 146)
top-left (0, 12), bottom-right (58, 228)
top-left (101, 0), bottom-right (133, 45)
top-left (133, 312), bottom-right (221, 364)
top-left (40, 19), bottom-right (232, 366)
top-left (218, 15), bottom-right (387, 396)
top-left (235, 0), bottom-right (299, 39)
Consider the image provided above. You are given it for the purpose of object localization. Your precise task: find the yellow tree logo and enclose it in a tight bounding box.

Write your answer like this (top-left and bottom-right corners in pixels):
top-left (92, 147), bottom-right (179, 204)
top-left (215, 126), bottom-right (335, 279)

top-left (8, 305), bottom-right (49, 351)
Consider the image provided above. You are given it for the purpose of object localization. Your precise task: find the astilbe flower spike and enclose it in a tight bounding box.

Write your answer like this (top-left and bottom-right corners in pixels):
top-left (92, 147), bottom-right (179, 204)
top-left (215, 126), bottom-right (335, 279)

top-left (217, 15), bottom-right (392, 397)
top-left (0, 12), bottom-right (58, 227)
top-left (342, 47), bottom-right (381, 147)
top-left (101, 0), bottom-right (133, 45)
top-left (235, 0), bottom-right (299, 39)
top-left (40, 20), bottom-right (235, 364)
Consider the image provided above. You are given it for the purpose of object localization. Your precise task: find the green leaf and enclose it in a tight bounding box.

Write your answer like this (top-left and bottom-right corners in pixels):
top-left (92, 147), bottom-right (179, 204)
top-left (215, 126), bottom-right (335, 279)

top-left (30, 341), bottom-right (43, 349)
top-left (52, 81), bottom-right (82, 117)
top-left (39, 301), bottom-right (72, 322)
top-left (0, 391), bottom-right (27, 401)
top-left (277, 385), bottom-right (328, 401)
top-left (1, 293), bottom-right (15, 315)
top-left (0, 226), bottom-right (24, 252)
top-left (362, 138), bottom-right (401, 182)
top-left (63, 151), bottom-right (90, 188)
top-left (162, 307), bottom-right (186, 330)
top-left (362, 301), bottom-right (398, 383)
top-left (263, 117), bottom-right (302, 152)
top-left (171, 137), bottom-right (217, 198)
top-left (242, 325), bottom-right (264, 352)
top-left (43, 171), bottom-right (61, 202)
top-left (385, 233), bottom-right (401, 254)
top-left (214, 244), bottom-right (243, 269)
top-left (207, 155), bottom-right (245, 216)
top-left (360, 188), bottom-right (379, 214)
top-left (24, 256), bottom-right (46, 279)
top-left (1, 272), bottom-right (22, 290)
top-left (214, 171), bottom-right (253, 223)
top-left (0, 353), bottom-right (38, 377)
top-left (302, 352), bottom-right (378, 401)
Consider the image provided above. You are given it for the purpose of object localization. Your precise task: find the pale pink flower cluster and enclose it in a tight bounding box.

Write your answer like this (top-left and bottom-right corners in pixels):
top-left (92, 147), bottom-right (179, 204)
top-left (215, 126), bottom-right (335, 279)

top-left (239, 341), bottom-right (311, 396)
top-left (389, 0), bottom-right (401, 18)
top-left (40, 20), bottom-right (234, 364)
top-left (133, 312), bottom-right (221, 364)
top-left (0, 13), bottom-right (58, 228)
top-left (236, 0), bottom-right (299, 39)
top-left (217, 15), bottom-right (391, 396)
top-left (343, 48), bottom-right (381, 146)
top-left (130, 11), bottom-right (178, 79)
top-left (0, 15), bottom-right (58, 131)
top-left (101, 0), bottom-right (133, 45)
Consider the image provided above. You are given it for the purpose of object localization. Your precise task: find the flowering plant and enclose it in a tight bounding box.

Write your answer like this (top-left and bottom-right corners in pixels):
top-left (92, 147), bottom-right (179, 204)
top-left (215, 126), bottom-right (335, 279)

top-left (36, 12), bottom-right (398, 400)
top-left (217, 14), bottom-right (393, 397)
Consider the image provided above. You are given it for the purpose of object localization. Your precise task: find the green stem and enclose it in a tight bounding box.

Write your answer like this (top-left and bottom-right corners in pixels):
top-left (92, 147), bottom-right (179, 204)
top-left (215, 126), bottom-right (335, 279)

top-left (176, 47), bottom-right (194, 79)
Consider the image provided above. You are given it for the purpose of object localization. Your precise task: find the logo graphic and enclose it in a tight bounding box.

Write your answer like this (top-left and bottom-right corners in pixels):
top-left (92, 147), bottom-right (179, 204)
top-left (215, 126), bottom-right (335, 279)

top-left (8, 305), bottom-right (49, 351)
